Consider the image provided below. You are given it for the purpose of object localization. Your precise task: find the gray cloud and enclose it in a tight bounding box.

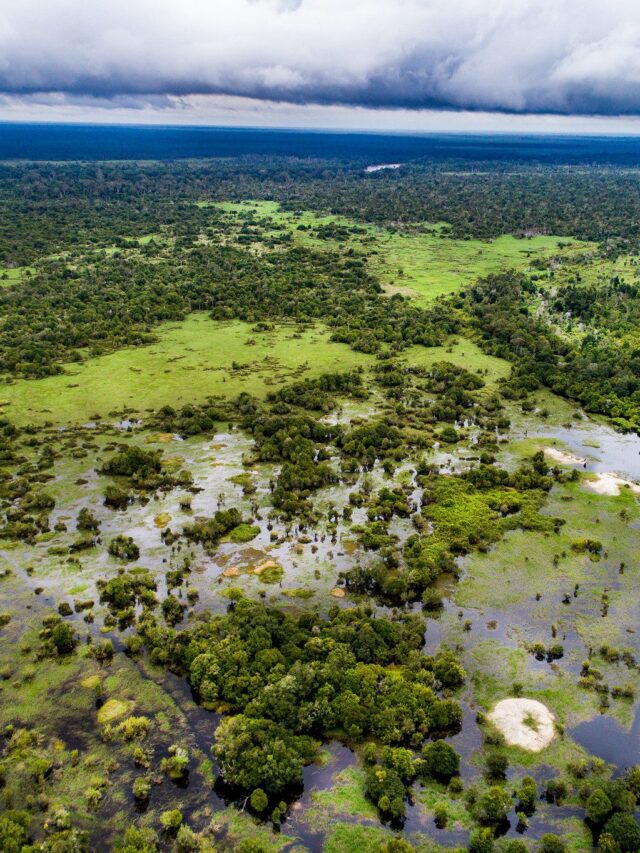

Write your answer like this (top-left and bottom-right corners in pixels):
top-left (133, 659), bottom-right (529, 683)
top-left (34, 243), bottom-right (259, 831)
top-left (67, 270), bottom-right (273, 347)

top-left (0, 0), bottom-right (639, 115)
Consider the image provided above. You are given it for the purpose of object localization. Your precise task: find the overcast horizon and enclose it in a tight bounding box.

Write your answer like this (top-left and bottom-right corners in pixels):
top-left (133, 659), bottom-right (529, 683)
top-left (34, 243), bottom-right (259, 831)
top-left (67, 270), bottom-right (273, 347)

top-left (3, 1), bottom-right (640, 136)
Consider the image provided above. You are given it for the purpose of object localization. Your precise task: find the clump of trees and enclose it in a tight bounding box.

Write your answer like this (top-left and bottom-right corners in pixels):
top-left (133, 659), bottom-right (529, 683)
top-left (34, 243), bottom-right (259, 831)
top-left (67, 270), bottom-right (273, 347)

top-left (136, 601), bottom-right (465, 809)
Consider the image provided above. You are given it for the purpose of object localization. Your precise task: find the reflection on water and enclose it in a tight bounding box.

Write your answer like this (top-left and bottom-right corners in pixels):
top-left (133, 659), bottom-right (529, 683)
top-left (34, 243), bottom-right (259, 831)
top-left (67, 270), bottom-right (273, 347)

top-left (535, 420), bottom-right (640, 481)
top-left (571, 707), bottom-right (640, 773)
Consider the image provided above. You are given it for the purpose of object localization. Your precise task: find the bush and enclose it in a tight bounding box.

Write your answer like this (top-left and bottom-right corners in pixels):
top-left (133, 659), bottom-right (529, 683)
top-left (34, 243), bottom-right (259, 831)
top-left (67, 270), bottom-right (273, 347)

top-left (161, 745), bottom-right (189, 781)
top-left (160, 808), bottom-right (183, 832)
top-left (51, 622), bottom-right (77, 655)
top-left (250, 788), bottom-right (269, 813)
top-left (108, 535), bottom-right (140, 561)
top-left (0, 811), bottom-right (30, 853)
top-left (604, 812), bottom-right (640, 852)
top-left (586, 788), bottom-right (612, 824)
top-left (133, 777), bottom-right (151, 801)
top-left (162, 595), bottom-right (186, 626)
top-left (114, 826), bottom-right (158, 852)
top-left (538, 834), bottom-right (567, 853)
top-left (421, 740), bottom-right (460, 781)
top-left (174, 825), bottom-right (203, 853)
top-left (485, 751), bottom-right (508, 779)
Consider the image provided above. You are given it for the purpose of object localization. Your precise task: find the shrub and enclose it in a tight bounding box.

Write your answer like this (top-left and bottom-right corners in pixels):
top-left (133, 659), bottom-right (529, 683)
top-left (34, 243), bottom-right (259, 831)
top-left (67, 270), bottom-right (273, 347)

top-left (108, 535), bottom-right (140, 561)
top-left (133, 777), bottom-right (151, 801)
top-left (161, 745), bottom-right (189, 781)
top-left (160, 808), bottom-right (183, 832)
top-left (538, 834), bottom-right (567, 853)
top-left (51, 622), bottom-right (77, 655)
top-left (250, 788), bottom-right (269, 813)
top-left (422, 740), bottom-right (461, 781)
top-left (604, 812), bottom-right (640, 852)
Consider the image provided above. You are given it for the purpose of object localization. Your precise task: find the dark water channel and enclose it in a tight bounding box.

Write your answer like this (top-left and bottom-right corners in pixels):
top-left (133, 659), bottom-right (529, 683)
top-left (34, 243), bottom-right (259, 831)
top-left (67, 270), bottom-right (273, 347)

top-left (571, 707), bottom-right (640, 774)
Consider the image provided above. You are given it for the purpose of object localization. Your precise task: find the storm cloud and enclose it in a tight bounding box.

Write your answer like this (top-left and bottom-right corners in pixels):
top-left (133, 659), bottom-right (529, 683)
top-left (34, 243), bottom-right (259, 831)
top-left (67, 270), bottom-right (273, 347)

top-left (1, 0), bottom-right (640, 115)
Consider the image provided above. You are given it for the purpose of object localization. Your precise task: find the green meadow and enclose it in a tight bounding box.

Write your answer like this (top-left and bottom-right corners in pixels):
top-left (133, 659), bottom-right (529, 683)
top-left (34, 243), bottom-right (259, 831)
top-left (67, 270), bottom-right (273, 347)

top-left (0, 312), bottom-right (511, 426)
top-left (0, 265), bottom-right (35, 285)
top-left (0, 315), bottom-right (373, 425)
top-left (204, 199), bottom-right (590, 303)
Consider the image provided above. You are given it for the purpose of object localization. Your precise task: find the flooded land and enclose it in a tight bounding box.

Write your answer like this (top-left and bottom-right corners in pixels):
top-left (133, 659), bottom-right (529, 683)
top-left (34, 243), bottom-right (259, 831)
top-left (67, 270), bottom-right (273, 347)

top-left (2, 161), bottom-right (640, 853)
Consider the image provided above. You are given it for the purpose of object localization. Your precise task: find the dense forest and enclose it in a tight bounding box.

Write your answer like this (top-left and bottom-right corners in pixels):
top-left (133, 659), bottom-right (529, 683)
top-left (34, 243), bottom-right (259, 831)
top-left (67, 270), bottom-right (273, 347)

top-left (3, 159), bottom-right (640, 267)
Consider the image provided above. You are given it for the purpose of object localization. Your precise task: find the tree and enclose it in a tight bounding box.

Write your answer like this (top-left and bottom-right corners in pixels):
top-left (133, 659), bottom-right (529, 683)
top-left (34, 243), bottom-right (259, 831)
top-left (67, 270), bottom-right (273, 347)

top-left (421, 739), bottom-right (460, 781)
top-left (476, 786), bottom-right (512, 824)
top-left (597, 833), bottom-right (619, 853)
top-left (469, 827), bottom-right (494, 853)
top-left (486, 752), bottom-right (508, 780)
top-left (586, 789), bottom-right (612, 825)
top-left (213, 715), bottom-right (318, 795)
top-left (364, 764), bottom-right (406, 820)
top-left (516, 775), bottom-right (537, 813)
top-left (604, 813), bottom-right (640, 852)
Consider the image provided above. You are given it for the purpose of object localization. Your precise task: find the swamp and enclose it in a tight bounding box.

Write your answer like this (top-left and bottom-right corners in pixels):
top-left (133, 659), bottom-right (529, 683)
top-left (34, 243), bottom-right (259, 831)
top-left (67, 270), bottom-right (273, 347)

top-left (1, 153), bottom-right (640, 853)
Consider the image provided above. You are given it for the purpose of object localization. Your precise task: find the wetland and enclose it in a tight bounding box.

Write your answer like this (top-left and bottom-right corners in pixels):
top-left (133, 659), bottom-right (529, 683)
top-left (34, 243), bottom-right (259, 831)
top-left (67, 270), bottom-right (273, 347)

top-left (2, 157), bottom-right (640, 853)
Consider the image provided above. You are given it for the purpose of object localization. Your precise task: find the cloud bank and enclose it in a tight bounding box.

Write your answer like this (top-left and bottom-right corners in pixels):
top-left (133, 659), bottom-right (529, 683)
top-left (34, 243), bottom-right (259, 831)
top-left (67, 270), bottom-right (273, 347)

top-left (1, 0), bottom-right (640, 115)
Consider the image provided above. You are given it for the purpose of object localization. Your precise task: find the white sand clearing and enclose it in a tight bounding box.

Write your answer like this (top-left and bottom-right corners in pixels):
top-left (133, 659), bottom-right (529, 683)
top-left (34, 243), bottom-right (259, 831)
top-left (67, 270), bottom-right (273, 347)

top-left (585, 472), bottom-right (640, 496)
top-left (543, 447), bottom-right (586, 465)
top-left (488, 698), bottom-right (555, 751)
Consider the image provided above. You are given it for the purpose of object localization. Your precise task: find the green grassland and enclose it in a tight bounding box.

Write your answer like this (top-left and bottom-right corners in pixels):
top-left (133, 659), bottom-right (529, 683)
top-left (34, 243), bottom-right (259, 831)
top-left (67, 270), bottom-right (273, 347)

top-left (0, 309), bottom-right (509, 425)
top-left (0, 315), bottom-right (372, 425)
top-left (204, 199), bottom-right (590, 303)
top-left (0, 265), bottom-right (35, 285)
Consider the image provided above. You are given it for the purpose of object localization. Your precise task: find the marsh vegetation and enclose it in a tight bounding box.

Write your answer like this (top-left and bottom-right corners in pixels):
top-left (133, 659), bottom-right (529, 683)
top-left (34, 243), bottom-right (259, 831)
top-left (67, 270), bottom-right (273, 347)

top-left (1, 156), bottom-right (640, 852)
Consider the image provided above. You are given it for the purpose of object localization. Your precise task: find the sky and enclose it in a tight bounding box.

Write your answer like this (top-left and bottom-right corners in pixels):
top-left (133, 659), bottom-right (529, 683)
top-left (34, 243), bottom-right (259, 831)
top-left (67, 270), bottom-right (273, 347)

top-left (2, 0), bottom-right (640, 134)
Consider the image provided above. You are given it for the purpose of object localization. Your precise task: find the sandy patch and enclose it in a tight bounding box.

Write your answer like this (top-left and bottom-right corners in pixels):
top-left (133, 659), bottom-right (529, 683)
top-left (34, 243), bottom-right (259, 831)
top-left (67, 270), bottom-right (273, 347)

top-left (253, 559), bottom-right (279, 576)
top-left (488, 698), bottom-right (555, 752)
top-left (154, 512), bottom-right (172, 528)
top-left (543, 447), bottom-right (585, 466)
top-left (222, 566), bottom-right (240, 578)
top-left (330, 587), bottom-right (346, 598)
top-left (585, 472), bottom-right (640, 497)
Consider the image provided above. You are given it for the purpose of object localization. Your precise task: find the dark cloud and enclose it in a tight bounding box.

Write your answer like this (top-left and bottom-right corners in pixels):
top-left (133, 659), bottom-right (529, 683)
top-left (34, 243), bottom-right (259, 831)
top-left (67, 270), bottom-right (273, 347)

top-left (0, 0), bottom-right (639, 115)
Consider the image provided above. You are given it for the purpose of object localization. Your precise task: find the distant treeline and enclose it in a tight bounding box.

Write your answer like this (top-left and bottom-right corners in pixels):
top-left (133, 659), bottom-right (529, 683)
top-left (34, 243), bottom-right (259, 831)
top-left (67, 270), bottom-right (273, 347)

top-left (3, 158), bottom-right (640, 265)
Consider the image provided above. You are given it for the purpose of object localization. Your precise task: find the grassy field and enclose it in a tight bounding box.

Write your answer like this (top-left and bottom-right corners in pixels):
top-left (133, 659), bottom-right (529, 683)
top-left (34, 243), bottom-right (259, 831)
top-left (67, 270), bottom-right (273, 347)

top-left (402, 337), bottom-right (511, 388)
top-left (0, 315), bottom-right (372, 425)
top-left (0, 265), bottom-right (36, 285)
top-left (203, 200), bottom-right (590, 304)
top-left (369, 229), bottom-right (580, 304)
